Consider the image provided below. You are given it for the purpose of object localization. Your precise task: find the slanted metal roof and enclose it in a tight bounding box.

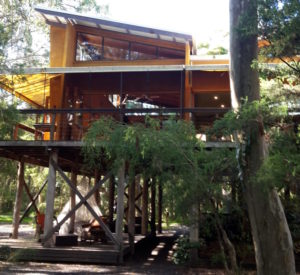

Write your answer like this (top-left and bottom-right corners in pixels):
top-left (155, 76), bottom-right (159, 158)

top-left (35, 6), bottom-right (194, 48)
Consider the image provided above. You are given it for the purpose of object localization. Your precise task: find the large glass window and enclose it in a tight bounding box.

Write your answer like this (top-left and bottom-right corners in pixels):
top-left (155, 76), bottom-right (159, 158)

top-left (76, 33), bottom-right (103, 61)
top-left (103, 38), bottom-right (130, 60)
top-left (76, 32), bottom-right (185, 62)
top-left (130, 43), bottom-right (157, 60)
top-left (158, 47), bottom-right (185, 59)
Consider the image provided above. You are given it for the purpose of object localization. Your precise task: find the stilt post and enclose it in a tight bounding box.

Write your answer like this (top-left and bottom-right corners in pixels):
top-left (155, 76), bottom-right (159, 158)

top-left (11, 160), bottom-right (25, 239)
top-left (108, 175), bottom-right (115, 230)
top-left (69, 170), bottom-right (77, 233)
top-left (158, 181), bottom-right (163, 234)
top-left (150, 179), bottom-right (156, 236)
top-left (43, 150), bottom-right (58, 247)
top-left (128, 176), bottom-right (136, 255)
top-left (141, 178), bottom-right (149, 235)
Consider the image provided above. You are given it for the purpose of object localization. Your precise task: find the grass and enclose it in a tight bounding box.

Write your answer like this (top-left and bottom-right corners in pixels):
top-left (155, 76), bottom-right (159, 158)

top-left (0, 213), bottom-right (33, 224)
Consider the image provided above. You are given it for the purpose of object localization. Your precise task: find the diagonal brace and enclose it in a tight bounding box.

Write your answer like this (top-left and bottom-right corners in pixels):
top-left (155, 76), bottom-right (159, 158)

top-left (44, 160), bottom-right (119, 246)
top-left (19, 179), bottom-right (48, 224)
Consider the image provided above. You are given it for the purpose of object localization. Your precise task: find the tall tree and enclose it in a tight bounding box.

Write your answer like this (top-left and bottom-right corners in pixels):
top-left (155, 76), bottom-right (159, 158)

top-left (230, 0), bottom-right (295, 274)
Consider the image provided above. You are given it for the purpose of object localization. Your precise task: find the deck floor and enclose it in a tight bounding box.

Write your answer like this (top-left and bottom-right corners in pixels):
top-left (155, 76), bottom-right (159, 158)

top-left (0, 227), bottom-right (146, 264)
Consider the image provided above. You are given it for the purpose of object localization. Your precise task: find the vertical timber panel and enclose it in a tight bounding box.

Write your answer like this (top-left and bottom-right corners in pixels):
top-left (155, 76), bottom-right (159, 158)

top-left (43, 150), bottom-right (58, 247)
top-left (11, 160), bottom-right (25, 239)
top-left (116, 162), bottom-right (125, 263)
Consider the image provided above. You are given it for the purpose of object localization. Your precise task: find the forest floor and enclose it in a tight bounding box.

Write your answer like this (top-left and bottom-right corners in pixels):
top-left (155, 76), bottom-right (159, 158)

top-left (0, 224), bottom-right (250, 274)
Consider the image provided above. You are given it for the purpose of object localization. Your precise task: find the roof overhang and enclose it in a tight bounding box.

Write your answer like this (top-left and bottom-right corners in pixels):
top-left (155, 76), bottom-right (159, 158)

top-left (35, 6), bottom-right (195, 52)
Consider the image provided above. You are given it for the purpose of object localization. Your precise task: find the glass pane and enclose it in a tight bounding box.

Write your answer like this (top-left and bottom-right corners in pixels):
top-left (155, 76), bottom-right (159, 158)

top-left (103, 38), bottom-right (130, 60)
top-left (76, 33), bottom-right (103, 61)
top-left (130, 43), bottom-right (157, 60)
top-left (158, 47), bottom-right (185, 59)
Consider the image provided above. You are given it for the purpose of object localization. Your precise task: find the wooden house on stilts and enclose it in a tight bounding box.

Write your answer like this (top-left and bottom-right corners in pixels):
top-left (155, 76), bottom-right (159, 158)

top-left (0, 7), bottom-right (232, 264)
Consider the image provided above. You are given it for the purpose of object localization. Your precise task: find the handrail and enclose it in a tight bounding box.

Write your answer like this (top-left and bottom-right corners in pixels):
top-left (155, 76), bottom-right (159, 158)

top-left (18, 107), bottom-right (230, 114)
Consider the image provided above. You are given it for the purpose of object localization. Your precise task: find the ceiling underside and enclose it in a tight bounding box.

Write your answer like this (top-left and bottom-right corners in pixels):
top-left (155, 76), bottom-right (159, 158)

top-left (0, 74), bottom-right (61, 108)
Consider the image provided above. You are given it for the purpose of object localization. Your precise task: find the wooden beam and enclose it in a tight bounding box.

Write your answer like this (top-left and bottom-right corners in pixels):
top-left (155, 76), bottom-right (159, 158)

top-left (142, 178), bottom-right (149, 235)
top-left (11, 160), bottom-right (25, 239)
top-left (116, 162), bottom-right (125, 263)
top-left (43, 150), bottom-right (58, 247)
top-left (128, 177), bottom-right (136, 255)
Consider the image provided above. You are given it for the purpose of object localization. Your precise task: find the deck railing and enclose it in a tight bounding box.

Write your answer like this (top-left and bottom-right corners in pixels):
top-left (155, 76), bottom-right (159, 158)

top-left (6, 107), bottom-right (230, 142)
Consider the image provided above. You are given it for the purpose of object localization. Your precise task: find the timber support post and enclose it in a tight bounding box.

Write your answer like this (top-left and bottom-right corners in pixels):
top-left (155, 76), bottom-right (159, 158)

top-left (43, 149), bottom-right (58, 247)
top-left (158, 181), bottom-right (162, 234)
top-left (116, 162), bottom-right (125, 263)
top-left (108, 175), bottom-right (115, 230)
top-left (11, 160), bottom-right (25, 239)
top-left (142, 178), bottom-right (149, 235)
top-left (128, 176), bottom-right (136, 255)
top-left (150, 179), bottom-right (156, 236)
top-left (69, 169), bottom-right (77, 233)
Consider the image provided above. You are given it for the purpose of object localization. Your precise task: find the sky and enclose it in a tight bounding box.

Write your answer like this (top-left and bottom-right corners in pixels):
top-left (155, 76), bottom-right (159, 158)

top-left (102, 0), bottom-right (229, 50)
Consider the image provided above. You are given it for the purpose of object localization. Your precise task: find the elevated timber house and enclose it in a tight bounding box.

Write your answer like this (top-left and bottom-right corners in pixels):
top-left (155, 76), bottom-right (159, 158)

top-left (0, 7), bottom-right (232, 264)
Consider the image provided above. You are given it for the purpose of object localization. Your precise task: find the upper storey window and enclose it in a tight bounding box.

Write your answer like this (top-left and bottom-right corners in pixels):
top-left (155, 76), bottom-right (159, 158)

top-left (76, 32), bottom-right (184, 62)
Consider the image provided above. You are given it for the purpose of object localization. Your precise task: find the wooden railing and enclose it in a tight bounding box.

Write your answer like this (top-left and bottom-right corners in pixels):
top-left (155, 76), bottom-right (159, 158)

top-left (9, 107), bottom-right (230, 142)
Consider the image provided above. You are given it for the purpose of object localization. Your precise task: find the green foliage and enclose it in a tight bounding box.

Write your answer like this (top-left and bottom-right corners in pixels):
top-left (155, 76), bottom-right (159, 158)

top-left (172, 236), bottom-right (205, 265)
top-left (258, 0), bottom-right (300, 59)
top-left (207, 47), bottom-right (228, 56)
top-left (0, 100), bottom-right (19, 140)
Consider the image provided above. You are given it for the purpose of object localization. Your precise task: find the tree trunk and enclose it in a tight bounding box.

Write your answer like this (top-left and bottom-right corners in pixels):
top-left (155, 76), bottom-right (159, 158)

top-left (11, 160), bottom-right (25, 239)
top-left (230, 1), bottom-right (295, 274)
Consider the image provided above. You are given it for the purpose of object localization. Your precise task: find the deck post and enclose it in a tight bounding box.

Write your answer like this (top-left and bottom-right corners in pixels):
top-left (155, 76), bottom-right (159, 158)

top-left (94, 169), bottom-right (101, 206)
top-left (158, 181), bottom-right (163, 234)
top-left (108, 175), bottom-right (115, 230)
top-left (11, 160), bottom-right (25, 239)
top-left (141, 178), bottom-right (149, 235)
top-left (69, 170), bottom-right (77, 233)
top-left (43, 149), bottom-right (58, 247)
top-left (116, 162), bottom-right (125, 263)
top-left (150, 179), bottom-right (156, 236)
top-left (128, 176), bottom-right (136, 255)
